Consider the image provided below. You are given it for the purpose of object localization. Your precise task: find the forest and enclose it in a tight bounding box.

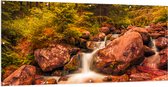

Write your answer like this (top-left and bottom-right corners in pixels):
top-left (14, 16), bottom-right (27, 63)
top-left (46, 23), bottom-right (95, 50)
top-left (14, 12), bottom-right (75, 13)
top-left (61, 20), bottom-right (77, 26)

top-left (1, 1), bottom-right (168, 85)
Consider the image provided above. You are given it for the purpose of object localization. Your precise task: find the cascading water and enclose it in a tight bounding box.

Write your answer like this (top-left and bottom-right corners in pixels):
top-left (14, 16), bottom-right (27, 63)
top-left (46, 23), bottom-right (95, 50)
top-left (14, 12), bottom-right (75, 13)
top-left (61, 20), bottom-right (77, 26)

top-left (143, 38), bottom-right (160, 69)
top-left (112, 34), bottom-right (119, 38)
top-left (82, 36), bottom-right (107, 73)
top-left (59, 37), bottom-right (107, 84)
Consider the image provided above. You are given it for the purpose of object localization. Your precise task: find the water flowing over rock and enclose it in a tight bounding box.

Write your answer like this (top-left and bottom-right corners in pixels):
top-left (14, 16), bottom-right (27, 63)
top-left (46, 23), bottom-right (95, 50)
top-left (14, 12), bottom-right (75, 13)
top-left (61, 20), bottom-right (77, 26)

top-left (2, 65), bottom-right (36, 86)
top-left (92, 31), bottom-right (144, 75)
top-left (143, 46), bottom-right (155, 57)
top-left (142, 53), bottom-right (160, 69)
top-left (34, 44), bottom-right (70, 72)
top-left (86, 41), bottom-right (98, 50)
top-left (155, 37), bottom-right (168, 50)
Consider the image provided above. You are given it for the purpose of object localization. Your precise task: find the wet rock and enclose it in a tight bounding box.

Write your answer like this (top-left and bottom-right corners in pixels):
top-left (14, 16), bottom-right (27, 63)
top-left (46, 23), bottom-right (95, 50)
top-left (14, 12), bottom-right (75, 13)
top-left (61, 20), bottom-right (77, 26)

top-left (126, 66), bottom-right (140, 75)
top-left (69, 47), bottom-right (80, 56)
top-left (34, 75), bottom-right (57, 85)
top-left (103, 74), bottom-right (129, 82)
top-left (152, 74), bottom-right (168, 81)
top-left (86, 41), bottom-right (98, 50)
top-left (90, 33), bottom-right (106, 41)
top-left (81, 30), bottom-right (90, 39)
top-left (33, 75), bottom-right (45, 85)
top-left (127, 26), bottom-right (148, 33)
top-left (34, 44), bottom-right (70, 72)
top-left (149, 33), bottom-right (164, 39)
top-left (84, 78), bottom-right (95, 83)
top-left (64, 54), bottom-right (81, 71)
top-left (113, 29), bottom-right (121, 34)
top-left (100, 27), bottom-right (110, 34)
top-left (143, 46), bottom-right (155, 57)
top-left (2, 65), bottom-right (36, 86)
top-left (128, 27), bottom-right (151, 45)
top-left (51, 70), bottom-right (64, 76)
top-left (77, 38), bottom-right (87, 48)
top-left (2, 65), bottom-right (18, 81)
top-left (92, 31), bottom-right (144, 75)
top-left (155, 37), bottom-right (168, 50)
top-left (45, 78), bottom-right (57, 84)
top-left (106, 34), bottom-right (112, 40)
top-left (137, 66), bottom-right (168, 76)
top-left (106, 34), bottom-right (116, 41)
top-left (140, 32), bottom-right (151, 45)
top-left (149, 23), bottom-right (165, 31)
top-left (159, 48), bottom-right (168, 69)
top-left (58, 76), bottom-right (70, 82)
top-left (35, 67), bottom-right (45, 75)
top-left (142, 53), bottom-right (160, 69)
top-left (129, 73), bottom-right (152, 81)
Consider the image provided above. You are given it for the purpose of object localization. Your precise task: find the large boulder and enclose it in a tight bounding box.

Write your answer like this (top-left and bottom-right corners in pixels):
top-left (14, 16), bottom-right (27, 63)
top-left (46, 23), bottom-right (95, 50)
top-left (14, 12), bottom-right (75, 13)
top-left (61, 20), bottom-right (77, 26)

top-left (92, 31), bottom-right (144, 75)
top-left (34, 44), bottom-right (70, 72)
top-left (127, 26), bottom-right (151, 45)
top-left (155, 37), bottom-right (168, 50)
top-left (2, 65), bottom-right (36, 86)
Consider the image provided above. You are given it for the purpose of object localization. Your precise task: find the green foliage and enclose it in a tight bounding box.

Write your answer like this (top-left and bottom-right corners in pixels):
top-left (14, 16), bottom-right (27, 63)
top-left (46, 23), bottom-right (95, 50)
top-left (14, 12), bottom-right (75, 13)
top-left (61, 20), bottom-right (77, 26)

top-left (129, 6), bottom-right (167, 27)
top-left (109, 5), bottom-right (131, 28)
top-left (1, 43), bottom-right (32, 68)
top-left (63, 26), bottom-right (82, 38)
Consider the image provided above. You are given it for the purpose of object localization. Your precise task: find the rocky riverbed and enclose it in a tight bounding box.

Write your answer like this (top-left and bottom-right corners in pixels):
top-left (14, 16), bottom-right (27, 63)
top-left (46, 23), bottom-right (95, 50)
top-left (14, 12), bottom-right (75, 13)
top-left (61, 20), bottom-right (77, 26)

top-left (2, 23), bottom-right (168, 85)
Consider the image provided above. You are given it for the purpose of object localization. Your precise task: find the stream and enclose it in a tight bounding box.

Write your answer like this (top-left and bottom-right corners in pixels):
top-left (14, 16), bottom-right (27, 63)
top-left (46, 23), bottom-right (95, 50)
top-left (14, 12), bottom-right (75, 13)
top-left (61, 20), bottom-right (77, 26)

top-left (43, 34), bottom-right (161, 84)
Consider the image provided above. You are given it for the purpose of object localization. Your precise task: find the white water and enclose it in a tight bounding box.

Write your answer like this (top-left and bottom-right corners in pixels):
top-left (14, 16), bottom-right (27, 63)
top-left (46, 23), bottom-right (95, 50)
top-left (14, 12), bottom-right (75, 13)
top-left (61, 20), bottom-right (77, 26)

top-left (112, 34), bottom-right (119, 38)
top-left (82, 37), bottom-right (107, 73)
top-left (143, 38), bottom-right (160, 69)
top-left (58, 37), bottom-right (107, 84)
top-left (151, 38), bottom-right (158, 52)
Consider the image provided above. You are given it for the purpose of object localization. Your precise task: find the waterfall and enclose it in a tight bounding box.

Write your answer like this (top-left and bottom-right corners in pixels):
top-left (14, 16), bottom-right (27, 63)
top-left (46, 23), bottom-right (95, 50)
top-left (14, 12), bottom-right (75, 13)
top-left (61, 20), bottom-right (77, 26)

top-left (62, 37), bottom-right (107, 83)
top-left (112, 34), bottom-right (119, 38)
top-left (151, 37), bottom-right (158, 52)
top-left (143, 38), bottom-right (160, 69)
top-left (82, 36), bottom-right (107, 73)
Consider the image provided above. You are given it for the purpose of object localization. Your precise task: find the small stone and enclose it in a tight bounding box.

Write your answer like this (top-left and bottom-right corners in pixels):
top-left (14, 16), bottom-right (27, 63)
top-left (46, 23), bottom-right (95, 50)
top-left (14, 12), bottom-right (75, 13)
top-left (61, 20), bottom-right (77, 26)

top-left (45, 78), bottom-right (57, 84)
